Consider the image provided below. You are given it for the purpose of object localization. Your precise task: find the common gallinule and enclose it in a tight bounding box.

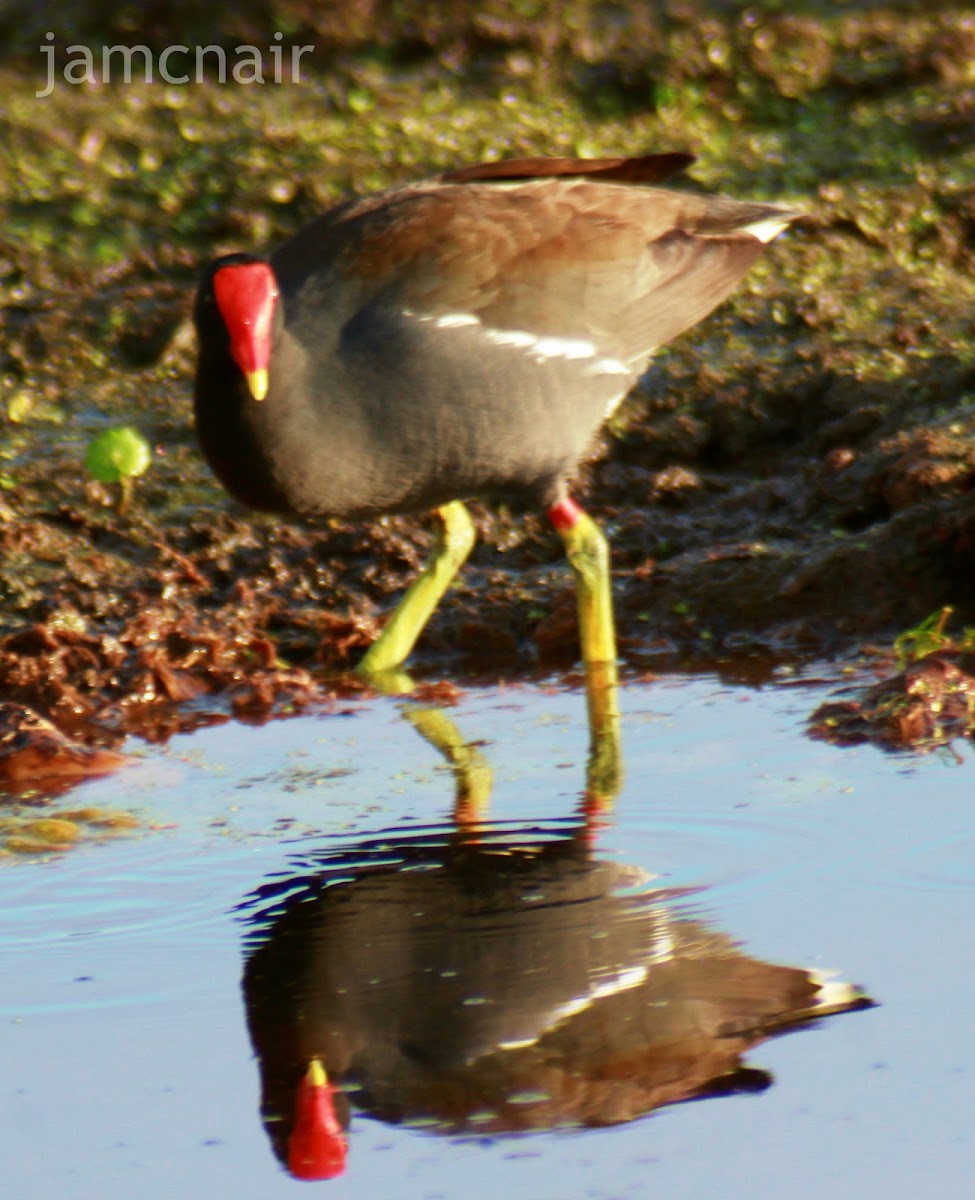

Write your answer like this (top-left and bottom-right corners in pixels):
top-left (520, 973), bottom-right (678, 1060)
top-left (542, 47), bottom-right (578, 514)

top-left (241, 822), bottom-right (872, 1177)
top-left (194, 153), bottom-right (798, 680)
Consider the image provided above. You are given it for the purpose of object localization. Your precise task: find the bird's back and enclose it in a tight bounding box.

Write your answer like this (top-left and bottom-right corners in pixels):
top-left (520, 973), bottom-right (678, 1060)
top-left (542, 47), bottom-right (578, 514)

top-left (199, 158), bottom-right (798, 519)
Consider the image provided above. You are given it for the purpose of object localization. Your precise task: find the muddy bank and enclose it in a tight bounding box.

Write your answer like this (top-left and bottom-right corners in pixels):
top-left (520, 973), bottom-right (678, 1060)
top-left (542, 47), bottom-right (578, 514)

top-left (1, 2), bottom-right (974, 747)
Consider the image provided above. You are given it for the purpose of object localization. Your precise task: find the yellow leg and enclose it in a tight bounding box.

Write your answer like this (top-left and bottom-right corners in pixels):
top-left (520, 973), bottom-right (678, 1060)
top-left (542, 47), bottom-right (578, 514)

top-left (357, 501), bottom-right (475, 680)
top-left (558, 509), bottom-right (618, 667)
top-left (553, 504), bottom-right (623, 808)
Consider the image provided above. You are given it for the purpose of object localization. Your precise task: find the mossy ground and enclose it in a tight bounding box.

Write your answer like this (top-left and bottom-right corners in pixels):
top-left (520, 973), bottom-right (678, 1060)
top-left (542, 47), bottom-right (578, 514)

top-left (1, 1), bottom-right (975, 747)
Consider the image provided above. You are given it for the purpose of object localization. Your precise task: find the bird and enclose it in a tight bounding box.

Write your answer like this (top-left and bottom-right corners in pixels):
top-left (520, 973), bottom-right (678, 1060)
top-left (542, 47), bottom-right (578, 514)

top-left (240, 821), bottom-right (872, 1178)
top-left (193, 152), bottom-right (798, 683)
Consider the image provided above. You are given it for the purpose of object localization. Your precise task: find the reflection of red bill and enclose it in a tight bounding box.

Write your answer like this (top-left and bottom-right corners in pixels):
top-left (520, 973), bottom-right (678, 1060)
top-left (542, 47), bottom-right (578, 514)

top-left (287, 1059), bottom-right (348, 1180)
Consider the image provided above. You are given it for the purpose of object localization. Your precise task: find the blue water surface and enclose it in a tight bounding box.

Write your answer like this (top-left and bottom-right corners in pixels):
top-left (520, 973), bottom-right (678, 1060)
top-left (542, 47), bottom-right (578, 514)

top-left (1, 669), bottom-right (972, 1200)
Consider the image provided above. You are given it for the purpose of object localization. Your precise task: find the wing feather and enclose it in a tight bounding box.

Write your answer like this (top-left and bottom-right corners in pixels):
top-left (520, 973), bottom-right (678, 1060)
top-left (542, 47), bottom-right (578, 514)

top-left (273, 174), bottom-right (797, 367)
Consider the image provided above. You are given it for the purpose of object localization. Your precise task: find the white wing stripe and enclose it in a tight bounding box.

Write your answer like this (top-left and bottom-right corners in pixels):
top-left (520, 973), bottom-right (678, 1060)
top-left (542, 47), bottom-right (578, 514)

top-left (407, 310), bottom-right (630, 375)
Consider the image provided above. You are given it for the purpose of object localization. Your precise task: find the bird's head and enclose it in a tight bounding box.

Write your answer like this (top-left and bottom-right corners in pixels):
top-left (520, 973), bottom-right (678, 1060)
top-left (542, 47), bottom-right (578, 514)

top-left (198, 254), bottom-right (280, 401)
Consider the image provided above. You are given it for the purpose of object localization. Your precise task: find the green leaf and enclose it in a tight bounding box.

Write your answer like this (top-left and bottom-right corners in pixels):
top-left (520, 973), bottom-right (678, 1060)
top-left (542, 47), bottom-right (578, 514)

top-left (84, 427), bottom-right (152, 484)
top-left (893, 606), bottom-right (952, 667)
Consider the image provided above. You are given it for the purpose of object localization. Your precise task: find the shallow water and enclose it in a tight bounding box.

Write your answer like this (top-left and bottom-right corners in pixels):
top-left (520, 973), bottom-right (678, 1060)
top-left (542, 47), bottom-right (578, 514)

top-left (2, 669), bottom-right (974, 1199)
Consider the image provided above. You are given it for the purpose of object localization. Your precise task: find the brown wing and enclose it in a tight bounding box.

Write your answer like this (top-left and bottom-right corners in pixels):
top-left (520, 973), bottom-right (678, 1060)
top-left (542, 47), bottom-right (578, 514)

top-left (439, 152), bottom-right (695, 186)
top-left (274, 173), bottom-right (797, 367)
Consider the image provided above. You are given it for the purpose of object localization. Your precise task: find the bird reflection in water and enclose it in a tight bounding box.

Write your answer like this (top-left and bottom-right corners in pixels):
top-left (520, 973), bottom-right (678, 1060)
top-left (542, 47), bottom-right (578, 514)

top-left (239, 811), bottom-right (874, 1180)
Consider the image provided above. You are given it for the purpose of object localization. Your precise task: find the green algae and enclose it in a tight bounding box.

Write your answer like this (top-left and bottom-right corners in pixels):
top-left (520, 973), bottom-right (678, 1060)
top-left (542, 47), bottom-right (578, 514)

top-left (0, 806), bottom-right (139, 857)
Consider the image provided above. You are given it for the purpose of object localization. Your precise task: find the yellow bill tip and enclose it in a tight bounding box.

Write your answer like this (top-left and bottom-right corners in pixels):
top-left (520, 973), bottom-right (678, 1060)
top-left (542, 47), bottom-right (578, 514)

top-left (306, 1058), bottom-right (328, 1088)
top-left (245, 368), bottom-right (269, 401)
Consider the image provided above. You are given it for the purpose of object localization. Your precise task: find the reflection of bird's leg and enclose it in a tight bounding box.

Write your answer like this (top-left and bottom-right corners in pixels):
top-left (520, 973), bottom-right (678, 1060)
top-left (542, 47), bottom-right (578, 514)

top-left (357, 501), bottom-right (475, 678)
top-left (581, 658), bottom-right (622, 813)
top-left (548, 497), bottom-right (623, 811)
top-left (403, 705), bottom-right (493, 826)
top-left (362, 663), bottom-right (493, 826)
